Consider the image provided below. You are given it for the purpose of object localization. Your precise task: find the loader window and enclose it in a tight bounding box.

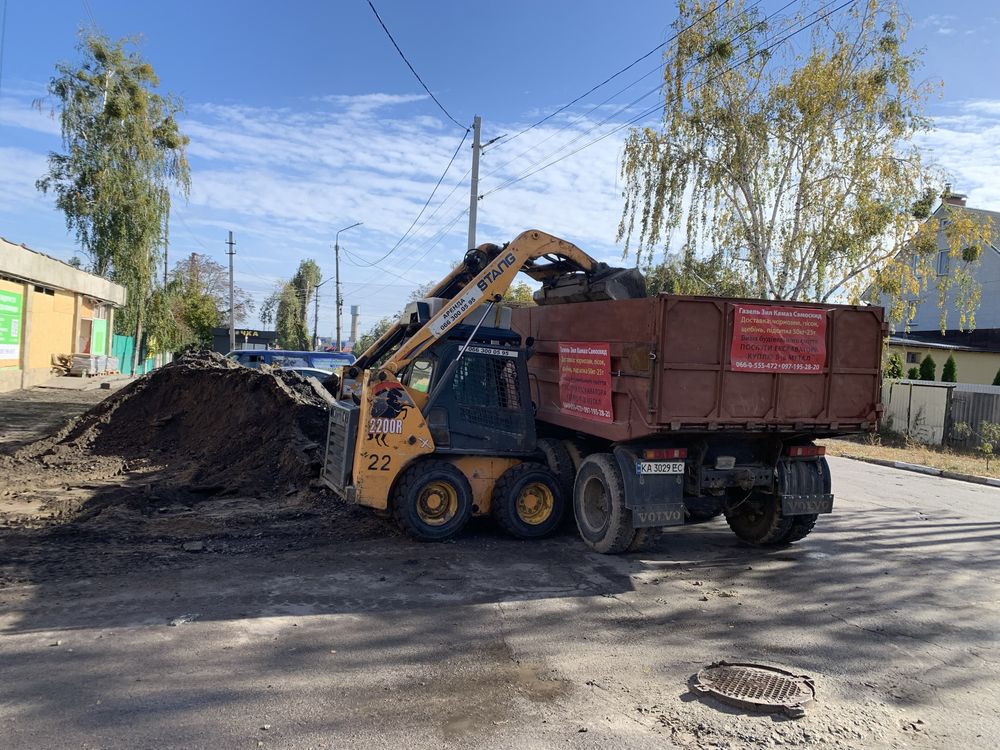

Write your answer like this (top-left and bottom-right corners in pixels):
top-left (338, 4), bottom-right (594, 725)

top-left (406, 357), bottom-right (435, 393)
top-left (451, 355), bottom-right (521, 412)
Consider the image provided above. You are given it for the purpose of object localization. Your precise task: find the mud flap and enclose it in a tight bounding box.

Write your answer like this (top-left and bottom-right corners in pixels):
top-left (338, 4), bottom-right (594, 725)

top-left (613, 446), bottom-right (686, 528)
top-left (781, 493), bottom-right (834, 515)
top-left (778, 457), bottom-right (834, 516)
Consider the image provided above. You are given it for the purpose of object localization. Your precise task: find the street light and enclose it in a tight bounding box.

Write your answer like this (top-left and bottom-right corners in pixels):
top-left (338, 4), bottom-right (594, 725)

top-left (334, 222), bottom-right (363, 352)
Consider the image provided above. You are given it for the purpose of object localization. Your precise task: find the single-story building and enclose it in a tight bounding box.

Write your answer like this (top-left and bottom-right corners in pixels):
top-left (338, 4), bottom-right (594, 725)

top-left (210, 327), bottom-right (277, 354)
top-left (887, 329), bottom-right (1000, 385)
top-left (0, 235), bottom-right (127, 392)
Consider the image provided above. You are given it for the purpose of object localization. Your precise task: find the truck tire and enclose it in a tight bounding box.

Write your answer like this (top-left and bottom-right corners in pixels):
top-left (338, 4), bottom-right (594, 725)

top-left (562, 439), bottom-right (587, 472)
top-left (781, 514), bottom-right (818, 543)
top-left (686, 508), bottom-right (723, 524)
top-left (537, 438), bottom-right (576, 499)
top-left (392, 460), bottom-right (473, 542)
top-left (573, 453), bottom-right (637, 554)
top-left (724, 494), bottom-right (793, 546)
top-left (491, 462), bottom-right (566, 539)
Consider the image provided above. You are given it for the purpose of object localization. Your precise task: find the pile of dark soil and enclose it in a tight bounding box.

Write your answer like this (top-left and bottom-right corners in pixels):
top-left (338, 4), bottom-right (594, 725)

top-left (1, 351), bottom-right (335, 517)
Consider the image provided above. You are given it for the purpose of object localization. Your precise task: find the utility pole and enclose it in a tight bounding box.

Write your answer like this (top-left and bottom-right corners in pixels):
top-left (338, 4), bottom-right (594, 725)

top-left (313, 288), bottom-right (320, 351)
top-left (467, 115), bottom-right (481, 250)
top-left (334, 222), bottom-right (363, 351)
top-left (226, 231), bottom-right (235, 353)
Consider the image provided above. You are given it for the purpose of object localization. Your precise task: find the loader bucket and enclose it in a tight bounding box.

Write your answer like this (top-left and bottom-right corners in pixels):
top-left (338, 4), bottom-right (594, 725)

top-left (534, 266), bottom-right (646, 305)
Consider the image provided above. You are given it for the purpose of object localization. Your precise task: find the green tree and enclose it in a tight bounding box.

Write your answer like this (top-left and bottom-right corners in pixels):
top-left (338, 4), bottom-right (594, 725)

top-left (993, 368), bottom-right (1000, 387)
top-left (884, 352), bottom-right (904, 380)
top-left (617, 1), bottom-right (985, 330)
top-left (503, 280), bottom-right (536, 306)
top-left (941, 354), bottom-right (957, 383)
top-left (354, 315), bottom-right (396, 356)
top-left (906, 366), bottom-right (919, 380)
top-left (37, 33), bottom-right (190, 367)
top-left (260, 259), bottom-right (321, 350)
top-left (919, 354), bottom-right (936, 381)
top-left (171, 253), bottom-right (255, 328)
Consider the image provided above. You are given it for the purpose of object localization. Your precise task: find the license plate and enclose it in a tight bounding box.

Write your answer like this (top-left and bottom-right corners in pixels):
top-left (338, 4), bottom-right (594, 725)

top-left (637, 461), bottom-right (685, 475)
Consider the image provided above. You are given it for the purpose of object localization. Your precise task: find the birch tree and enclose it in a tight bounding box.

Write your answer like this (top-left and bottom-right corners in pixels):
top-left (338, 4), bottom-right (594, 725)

top-left (619, 0), bottom-right (991, 329)
top-left (37, 32), bottom-right (190, 362)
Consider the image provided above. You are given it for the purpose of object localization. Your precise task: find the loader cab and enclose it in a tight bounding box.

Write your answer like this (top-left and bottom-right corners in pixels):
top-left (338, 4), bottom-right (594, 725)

top-left (399, 324), bottom-right (536, 455)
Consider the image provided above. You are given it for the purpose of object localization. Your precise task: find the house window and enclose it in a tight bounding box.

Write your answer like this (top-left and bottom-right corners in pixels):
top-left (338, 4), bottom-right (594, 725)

top-left (906, 352), bottom-right (921, 364)
top-left (937, 250), bottom-right (950, 276)
top-left (33, 285), bottom-right (55, 296)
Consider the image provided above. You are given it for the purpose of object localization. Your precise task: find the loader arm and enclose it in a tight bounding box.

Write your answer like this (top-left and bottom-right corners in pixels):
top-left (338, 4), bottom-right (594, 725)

top-left (381, 230), bottom-right (600, 373)
top-left (351, 229), bottom-right (605, 376)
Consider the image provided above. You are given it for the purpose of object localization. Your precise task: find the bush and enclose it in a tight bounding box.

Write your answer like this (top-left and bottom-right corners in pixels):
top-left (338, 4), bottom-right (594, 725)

top-left (884, 352), bottom-right (904, 379)
top-left (919, 354), bottom-right (936, 381)
top-left (941, 355), bottom-right (957, 382)
top-left (907, 366), bottom-right (920, 379)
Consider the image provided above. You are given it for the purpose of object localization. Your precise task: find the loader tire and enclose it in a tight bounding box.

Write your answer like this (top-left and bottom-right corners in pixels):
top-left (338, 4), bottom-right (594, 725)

top-left (573, 453), bottom-right (637, 554)
top-left (491, 462), bottom-right (566, 539)
top-left (392, 460), bottom-right (473, 542)
top-left (537, 438), bottom-right (576, 499)
top-left (724, 494), bottom-right (793, 546)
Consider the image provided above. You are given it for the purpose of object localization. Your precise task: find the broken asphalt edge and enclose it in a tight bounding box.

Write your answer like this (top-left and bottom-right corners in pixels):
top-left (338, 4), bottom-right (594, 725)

top-left (837, 454), bottom-right (1000, 488)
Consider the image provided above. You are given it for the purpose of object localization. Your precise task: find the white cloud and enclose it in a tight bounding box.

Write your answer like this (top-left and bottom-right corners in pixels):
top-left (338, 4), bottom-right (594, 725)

top-left (919, 100), bottom-right (1000, 209)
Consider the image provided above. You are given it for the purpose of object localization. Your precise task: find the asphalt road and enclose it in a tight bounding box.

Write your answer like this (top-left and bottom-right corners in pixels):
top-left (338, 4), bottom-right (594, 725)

top-left (1, 457), bottom-right (998, 749)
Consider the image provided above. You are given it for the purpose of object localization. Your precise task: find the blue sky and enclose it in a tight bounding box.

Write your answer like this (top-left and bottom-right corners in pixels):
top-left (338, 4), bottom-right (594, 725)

top-left (1, 0), bottom-right (999, 336)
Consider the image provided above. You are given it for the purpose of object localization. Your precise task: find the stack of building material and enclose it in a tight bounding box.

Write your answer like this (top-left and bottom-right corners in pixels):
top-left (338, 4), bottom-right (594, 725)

top-left (70, 353), bottom-right (99, 377)
top-left (107, 355), bottom-right (120, 373)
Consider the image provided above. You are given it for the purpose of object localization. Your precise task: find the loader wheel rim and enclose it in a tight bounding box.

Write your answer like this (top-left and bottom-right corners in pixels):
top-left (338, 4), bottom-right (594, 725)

top-left (580, 475), bottom-right (609, 531)
top-left (516, 482), bottom-right (554, 525)
top-left (416, 481), bottom-right (459, 526)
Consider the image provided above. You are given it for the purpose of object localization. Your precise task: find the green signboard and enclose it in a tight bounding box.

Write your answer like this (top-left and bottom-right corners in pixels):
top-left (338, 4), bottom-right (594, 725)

top-left (91, 318), bottom-right (107, 355)
top-left (0, 289), bottom-right (22, 360)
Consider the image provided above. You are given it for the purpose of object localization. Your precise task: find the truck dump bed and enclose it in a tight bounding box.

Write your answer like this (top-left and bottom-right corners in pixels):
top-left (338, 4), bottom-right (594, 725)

top-left (510, 294), bottom-right (884, 442)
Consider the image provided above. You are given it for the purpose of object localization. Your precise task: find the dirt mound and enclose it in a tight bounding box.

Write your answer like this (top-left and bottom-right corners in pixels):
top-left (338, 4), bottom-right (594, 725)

top-left (3, 350), bottom-right (334, 511)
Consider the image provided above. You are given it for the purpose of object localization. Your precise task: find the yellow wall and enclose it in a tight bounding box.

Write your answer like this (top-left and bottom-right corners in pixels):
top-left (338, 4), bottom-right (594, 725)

top-left (887, 343), bottom-right (1000, 385)
top-left (28, 288), bottom-right (75, 369)
top-left (0, 278), bottom-right (24, 368)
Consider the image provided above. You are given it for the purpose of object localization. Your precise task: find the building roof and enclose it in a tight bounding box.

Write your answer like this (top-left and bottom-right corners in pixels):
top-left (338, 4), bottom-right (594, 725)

top-left (889, 328), bottom-right (1000, 354)
top-left (0, 235), bottom-right (127, 307)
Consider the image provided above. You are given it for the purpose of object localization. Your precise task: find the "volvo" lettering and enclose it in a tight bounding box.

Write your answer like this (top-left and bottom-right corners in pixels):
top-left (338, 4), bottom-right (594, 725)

top-left (477, 252), bottom-right (518, 292)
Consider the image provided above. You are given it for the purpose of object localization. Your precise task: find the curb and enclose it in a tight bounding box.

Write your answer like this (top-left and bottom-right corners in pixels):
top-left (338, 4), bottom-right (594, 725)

top-left (837, 454), bottom-right (1000, 488)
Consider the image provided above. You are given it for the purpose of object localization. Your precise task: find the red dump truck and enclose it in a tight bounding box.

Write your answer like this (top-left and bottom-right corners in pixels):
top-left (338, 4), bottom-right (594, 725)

top-left (510, 294), bottom-right (884, 552)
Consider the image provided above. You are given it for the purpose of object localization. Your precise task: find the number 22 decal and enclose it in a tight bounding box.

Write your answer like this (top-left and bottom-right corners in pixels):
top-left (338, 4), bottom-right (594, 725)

top-left (367, 454), bottom-right (391, 471)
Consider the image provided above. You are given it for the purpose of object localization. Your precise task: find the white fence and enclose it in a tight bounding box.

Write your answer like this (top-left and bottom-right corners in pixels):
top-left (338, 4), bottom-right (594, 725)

top-left (881, 380), bottom-right (1000, 447)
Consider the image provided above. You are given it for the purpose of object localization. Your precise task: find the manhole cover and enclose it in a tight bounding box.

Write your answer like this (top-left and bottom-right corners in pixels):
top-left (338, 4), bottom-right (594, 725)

top-left (691, 661), bottom-right (815, 718)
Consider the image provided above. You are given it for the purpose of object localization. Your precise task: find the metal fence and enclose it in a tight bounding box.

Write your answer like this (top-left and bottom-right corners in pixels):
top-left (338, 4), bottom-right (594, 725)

top-left (881, 380), bottom-right (1000, 448)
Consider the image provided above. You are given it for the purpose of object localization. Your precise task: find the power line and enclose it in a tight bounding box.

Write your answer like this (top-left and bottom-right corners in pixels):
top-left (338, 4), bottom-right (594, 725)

top-left (365, 0), bottom-right (467, 131)
top-left (483, 0), bottom-right (850, 199)
top-left (348, 127), bottom-right (469, 268)
top-left (485, 0), bottom-right (744, 154)
top-left (478, 0), bottom-right (792, 186)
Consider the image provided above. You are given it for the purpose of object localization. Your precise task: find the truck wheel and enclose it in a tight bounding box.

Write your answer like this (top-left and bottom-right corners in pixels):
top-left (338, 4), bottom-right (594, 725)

top-left (562, 439), bottom-right (587, 472)
top-left (781, 514), bottom-right (818, 543)
top-left (724, 494), bottom-right (793, 546)
top-left (492, 463), bottom-right (566, 539)
top-left (686, 508), bottom-right (723, 524)
top-left (537, 438), bottom-right (576, 499)
top-left (392, 460), bottom-right (473, 542)
top-left (573, 453), bottom-right (637, 554)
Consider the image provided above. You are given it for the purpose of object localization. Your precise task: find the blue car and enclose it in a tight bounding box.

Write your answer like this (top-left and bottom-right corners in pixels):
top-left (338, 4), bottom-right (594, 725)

top-left (227, 349), bottom-right (356, 372)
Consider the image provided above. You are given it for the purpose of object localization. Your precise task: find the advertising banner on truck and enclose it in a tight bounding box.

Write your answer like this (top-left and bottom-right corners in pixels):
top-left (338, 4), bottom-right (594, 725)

top-left (558, 342), bottom-right (613, 422)
top-left (730, 304), bottom-right (827, 373)
top-left (0, 289), bottom-right (23, 360)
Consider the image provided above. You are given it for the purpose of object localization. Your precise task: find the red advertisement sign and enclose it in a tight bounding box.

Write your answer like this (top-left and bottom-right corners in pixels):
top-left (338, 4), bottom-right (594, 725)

top-left (730, 304), bottom-right (827, 373)
top-left (559, 342), bottom-right (613, 422)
